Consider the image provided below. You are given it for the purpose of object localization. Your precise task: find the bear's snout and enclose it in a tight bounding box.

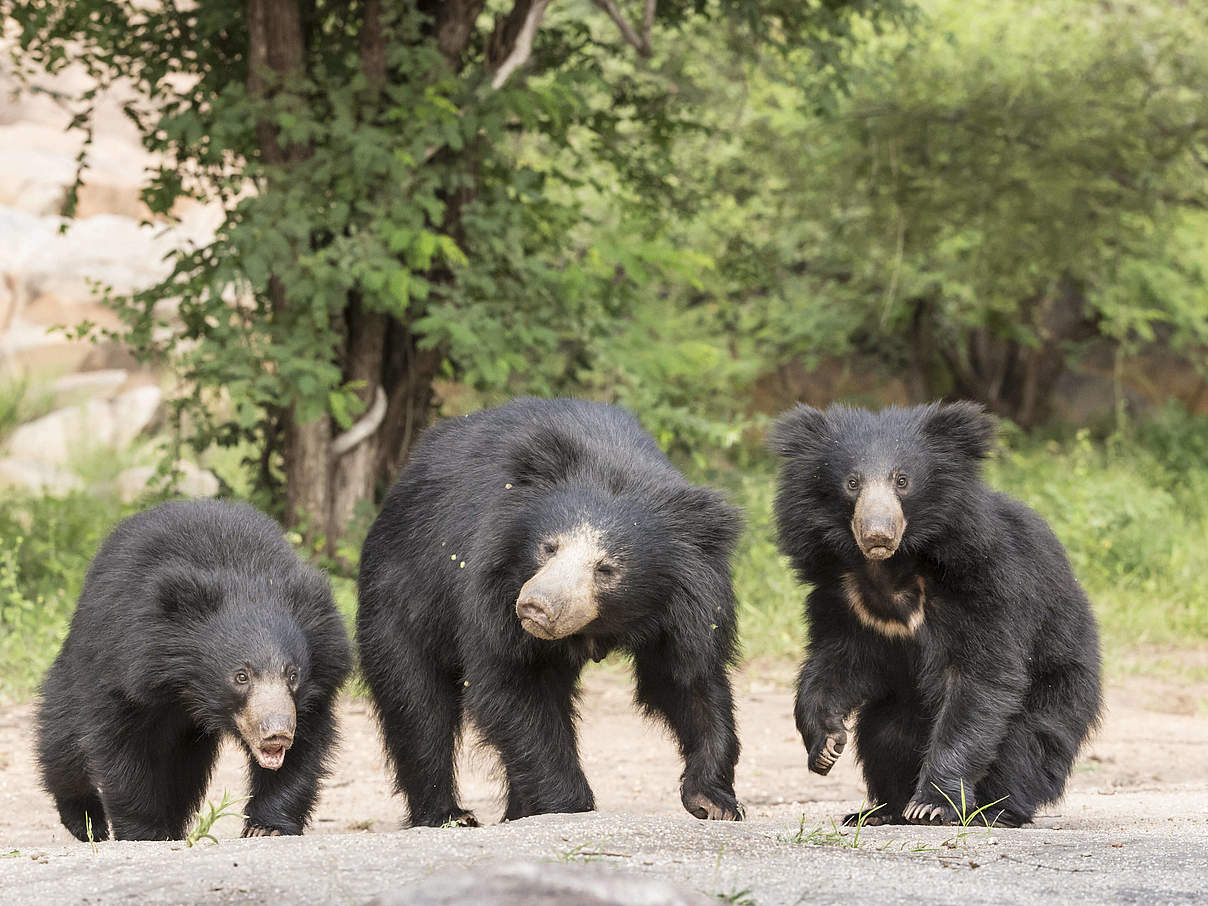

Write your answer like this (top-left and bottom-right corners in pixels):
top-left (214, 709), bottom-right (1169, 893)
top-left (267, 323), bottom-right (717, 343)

top-left (516, 592), bottom-right (561, 636)
top-left (516, 526), bottom-right (602, 640)
top-left (236, 680), bottom-right (297, 771)
top-left (852, 481), bottom-right (906, 560)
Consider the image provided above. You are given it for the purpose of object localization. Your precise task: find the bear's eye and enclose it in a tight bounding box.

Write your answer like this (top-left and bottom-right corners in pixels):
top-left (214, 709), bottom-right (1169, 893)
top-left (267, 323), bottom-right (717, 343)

top-left (845, 476), bottom-right (860, 492)
top-left (288, 669), bottom-right (299, 686)
top-left (540, 540), bottom-right (559, 557)
top-left (234, 670), bottom-right (249, 685)
top-left (595, 562), bottom-right (618, 578)
top-left (896, 474), bottom-right (909, 490)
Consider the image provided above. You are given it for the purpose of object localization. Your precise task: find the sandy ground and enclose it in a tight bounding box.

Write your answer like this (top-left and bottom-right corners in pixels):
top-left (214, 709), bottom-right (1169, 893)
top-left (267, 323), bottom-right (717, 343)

top-left (0, 664), bottom-right (1205, 904)
top-left (1, 664), bottom-right (1205, 845)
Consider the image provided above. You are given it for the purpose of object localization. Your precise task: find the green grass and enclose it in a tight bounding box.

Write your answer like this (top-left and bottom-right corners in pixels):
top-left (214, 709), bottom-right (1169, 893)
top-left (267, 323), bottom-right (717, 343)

top-left (185, 791), bottom-right (249, 846)
top-left (0, 492), bottom-right (137, 702)
top-left (0, 377), bottom-right (54, 446)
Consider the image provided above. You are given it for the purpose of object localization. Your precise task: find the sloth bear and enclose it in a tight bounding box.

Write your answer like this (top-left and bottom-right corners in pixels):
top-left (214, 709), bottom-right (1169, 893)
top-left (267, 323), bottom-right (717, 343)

top-left (357, 397), bottom-right (744, 826)
top-left (36, 500), bottom-right (352, 841)
top-left (772, 401), bottom-right (1101, 828)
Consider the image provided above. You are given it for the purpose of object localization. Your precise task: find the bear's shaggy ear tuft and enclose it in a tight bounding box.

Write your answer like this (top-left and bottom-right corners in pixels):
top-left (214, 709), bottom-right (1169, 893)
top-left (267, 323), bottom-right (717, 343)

top-left (663, 485), bottom-right (743, 560)
top-left (156, 566), bottom-right (221, 618)
top-left (922, 401), bottom-right (997, 460)
top-left (769, 404), bottom-right (830, 459)
top-left (507, 425), bottom-right (585, 488)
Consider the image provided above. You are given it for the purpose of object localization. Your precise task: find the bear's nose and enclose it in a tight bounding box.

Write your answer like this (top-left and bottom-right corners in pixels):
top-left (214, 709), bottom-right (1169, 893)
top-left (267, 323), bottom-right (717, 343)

top-left (259, 713), bottom-right (296, 743)
top-left (516, 595), bottom-right (554, 629)
top-left (860, 521), bottom-right (897, 547)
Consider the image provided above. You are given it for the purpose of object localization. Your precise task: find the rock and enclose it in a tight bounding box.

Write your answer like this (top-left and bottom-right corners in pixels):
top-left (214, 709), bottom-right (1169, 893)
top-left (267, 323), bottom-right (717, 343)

top-left (51, 369), bottom-right (129, 405)
top-left (3, 386), bottom-right (160, 464)
top-left (4, 399), bottom-right (114, 464)
top-left (110, 385), bottom-right (162, 446)
top-left (0, 123), bottom-right (151, 218)
top-left (113, 461), bottom-right (220, 503)
top-left (0, 457), bottom-right (83, 495)
top-left (375, 862), bottom-right (719, 906)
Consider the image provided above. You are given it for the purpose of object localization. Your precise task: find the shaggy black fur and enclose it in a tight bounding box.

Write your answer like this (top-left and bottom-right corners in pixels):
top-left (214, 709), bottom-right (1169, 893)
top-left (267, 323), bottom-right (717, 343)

top-left (357, 398), bottom-right (744, 826)
top-left (36, 500), bottom-right (351, 841)
top-left (772, 401), bottom-right (1102, 827)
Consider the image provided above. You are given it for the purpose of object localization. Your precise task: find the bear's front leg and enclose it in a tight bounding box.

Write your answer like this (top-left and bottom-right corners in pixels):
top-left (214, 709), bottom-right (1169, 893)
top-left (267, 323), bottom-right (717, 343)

top-left (795, 629), bottom-right (876, 778)
top-left (633, 641), bottom-right (743, 821)
top-left (905, 662), bottom-right (1025, 827)
top-left (466, 659), bottom-right (595, 820)
top-left (242, 703), bottom-right (336, 837)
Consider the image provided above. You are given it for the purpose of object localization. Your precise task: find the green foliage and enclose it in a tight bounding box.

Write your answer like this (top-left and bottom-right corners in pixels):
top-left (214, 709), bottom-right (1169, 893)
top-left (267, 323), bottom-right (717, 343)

top-left (649, 0), bottom-right (1208, 425)
top-left (0, 493), bottom-right (134, 702)
top-left (0, 378), bottom-right (53, 446)
top-left (986, 414), bottom-right (1208, 649)
top-left (5, 0), bottom-right (906, 519)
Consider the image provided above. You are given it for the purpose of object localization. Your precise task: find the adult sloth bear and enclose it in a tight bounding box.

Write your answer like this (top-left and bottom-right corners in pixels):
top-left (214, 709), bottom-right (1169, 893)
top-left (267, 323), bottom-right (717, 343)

top-left (772, 401), bottom-right (1101, 828)
top-left (36, 500), bottom-right (352, 841)
top-left (357, 398), bottom-right (744, 827)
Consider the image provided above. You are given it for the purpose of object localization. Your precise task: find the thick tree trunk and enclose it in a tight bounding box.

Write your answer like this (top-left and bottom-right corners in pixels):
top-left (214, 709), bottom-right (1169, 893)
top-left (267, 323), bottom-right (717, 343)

top-left (329, 298), bottom-right (387, 544)
top-left (250, 0), bottom-right (544, 549)
top-left (248, 0), bottom-right (332, 539)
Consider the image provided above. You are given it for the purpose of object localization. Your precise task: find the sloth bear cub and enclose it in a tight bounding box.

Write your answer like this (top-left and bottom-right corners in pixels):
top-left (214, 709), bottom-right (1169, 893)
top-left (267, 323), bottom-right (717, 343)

top-left (357, 397), bottom-right (744, 826)
top-left (772, 401), bottom-right (1101, 827)
top-left (36, 500), bottom-right (351, 841)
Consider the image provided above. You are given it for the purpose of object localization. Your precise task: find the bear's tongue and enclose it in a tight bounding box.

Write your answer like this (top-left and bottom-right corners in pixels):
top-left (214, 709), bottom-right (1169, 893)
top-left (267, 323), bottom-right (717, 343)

top-left (256, 744), bottom-right (287, 770)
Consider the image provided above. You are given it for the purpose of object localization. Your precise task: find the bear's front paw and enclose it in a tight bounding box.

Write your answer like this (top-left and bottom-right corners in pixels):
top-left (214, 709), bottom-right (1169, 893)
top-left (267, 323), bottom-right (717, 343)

top-left (241, 824), bottom-right (283, 838)
top-left (801, 716), bottom-right (847, 776)
top-left (683, 788), bottom-right (744, 821)
top-left (902, 791), bottom-right (960, 826)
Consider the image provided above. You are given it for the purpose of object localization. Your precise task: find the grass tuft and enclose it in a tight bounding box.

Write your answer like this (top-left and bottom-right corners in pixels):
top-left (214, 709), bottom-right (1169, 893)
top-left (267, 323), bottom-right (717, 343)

top-left (185, 791), bottom-right (249, 847)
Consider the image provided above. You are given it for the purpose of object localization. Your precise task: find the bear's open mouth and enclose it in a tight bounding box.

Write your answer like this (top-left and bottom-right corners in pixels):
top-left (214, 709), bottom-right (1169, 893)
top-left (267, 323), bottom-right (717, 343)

top-left (863, 544), bottom-right (896, 560)
top-left (255, 743), bottom-right (288, 770)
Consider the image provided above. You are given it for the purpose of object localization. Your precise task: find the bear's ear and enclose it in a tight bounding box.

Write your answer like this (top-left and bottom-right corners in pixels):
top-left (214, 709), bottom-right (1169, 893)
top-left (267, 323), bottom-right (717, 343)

top-left (663, 485), bottom-right (743, 561)
top-left (155, 566), bottom-right (221, 618)
top-left (922, 401), bottom-right (997, 460)
top-left (769, 404), bottom-right (830, 459)
top-left (508, 425), bottom-right (584, 488)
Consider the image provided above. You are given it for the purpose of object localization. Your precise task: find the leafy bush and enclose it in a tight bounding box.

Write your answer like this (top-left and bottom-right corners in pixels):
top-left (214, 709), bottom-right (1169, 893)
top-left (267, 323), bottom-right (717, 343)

top-left (0, 493), bottom-right (135, 701)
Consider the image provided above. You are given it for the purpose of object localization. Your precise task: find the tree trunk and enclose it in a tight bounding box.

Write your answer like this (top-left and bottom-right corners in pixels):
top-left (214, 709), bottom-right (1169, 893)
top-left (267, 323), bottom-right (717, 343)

top-left (328, 297), bottom-right (386, 545)
top-left (248, 0), bottom-right (332, 540)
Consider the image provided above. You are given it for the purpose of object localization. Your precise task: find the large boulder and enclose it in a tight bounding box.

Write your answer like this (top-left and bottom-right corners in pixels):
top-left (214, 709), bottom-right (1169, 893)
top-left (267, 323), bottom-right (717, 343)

top-left (113, 461), bottom-right (220, 503)
top-left (4, 386), bottom-right (162, 465)
top-left (0, 457), bottom-right (83, 495)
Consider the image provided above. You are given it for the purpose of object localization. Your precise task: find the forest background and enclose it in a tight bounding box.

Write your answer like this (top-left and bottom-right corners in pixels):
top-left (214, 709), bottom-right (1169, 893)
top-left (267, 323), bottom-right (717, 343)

top-left (1, 0), bottom-right (1206, 700)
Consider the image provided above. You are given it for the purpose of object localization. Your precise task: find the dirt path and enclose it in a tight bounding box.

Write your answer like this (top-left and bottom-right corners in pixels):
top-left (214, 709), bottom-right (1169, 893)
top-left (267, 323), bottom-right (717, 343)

top-left (1, 663), bottom-right (1205, 849)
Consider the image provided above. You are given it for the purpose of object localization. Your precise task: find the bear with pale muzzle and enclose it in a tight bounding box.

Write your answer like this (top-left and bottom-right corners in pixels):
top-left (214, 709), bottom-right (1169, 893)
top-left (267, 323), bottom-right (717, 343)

top-left (357, 397), bottom-right (744, 827)
top-left (772, 401), bottom-right (1102, 828)
top-left (36, 500), bottom-right (351, 840)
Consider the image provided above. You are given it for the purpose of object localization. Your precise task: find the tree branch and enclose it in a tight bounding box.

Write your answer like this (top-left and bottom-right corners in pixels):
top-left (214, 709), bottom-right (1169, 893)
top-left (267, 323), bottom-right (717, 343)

top-left (592, 0), bottom-right (656, 58)
top-left (331, 385), bottom-right (388, 457)
top-left (491, 0), bottom-right (553, 89)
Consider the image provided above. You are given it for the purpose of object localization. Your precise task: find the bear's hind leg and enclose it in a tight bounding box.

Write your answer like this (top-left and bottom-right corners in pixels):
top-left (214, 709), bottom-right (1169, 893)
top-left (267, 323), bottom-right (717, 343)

top-left (37, 724), bottom-right (109, 845)
top-left (848, 695), bottom-right (926, 826)
top-left (976, 665), bottom-right (1100, 828)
